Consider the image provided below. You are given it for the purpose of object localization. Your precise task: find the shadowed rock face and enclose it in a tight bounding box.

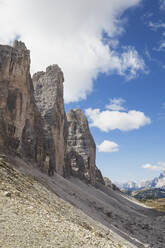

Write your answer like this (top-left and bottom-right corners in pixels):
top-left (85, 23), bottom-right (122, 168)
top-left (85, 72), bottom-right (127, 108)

top-left (66, 109), bottom-right (104, 185)
top-left (33, 65), bottom-right (67, 176)
top-left (0, 41), bottom-right (46, 170)
top-left (0, 40), bottom-right (105, 185)
top-left (104, 177), bottom-right (120, 191)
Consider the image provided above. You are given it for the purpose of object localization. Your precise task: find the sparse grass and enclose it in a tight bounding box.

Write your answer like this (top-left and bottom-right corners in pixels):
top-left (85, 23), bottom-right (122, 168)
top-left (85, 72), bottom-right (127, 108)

top-left (139, 198), bottom-right (165, 212)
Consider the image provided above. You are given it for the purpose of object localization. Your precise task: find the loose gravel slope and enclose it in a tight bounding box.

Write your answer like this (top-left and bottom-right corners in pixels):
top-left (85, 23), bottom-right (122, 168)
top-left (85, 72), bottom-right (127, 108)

top-left (0, 155), bottom-right (136, 248)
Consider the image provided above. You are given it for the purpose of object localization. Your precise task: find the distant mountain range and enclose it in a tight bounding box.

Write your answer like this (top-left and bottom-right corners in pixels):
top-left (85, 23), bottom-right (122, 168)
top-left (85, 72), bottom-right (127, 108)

top-left (116, 171), bottom-right (165, 191)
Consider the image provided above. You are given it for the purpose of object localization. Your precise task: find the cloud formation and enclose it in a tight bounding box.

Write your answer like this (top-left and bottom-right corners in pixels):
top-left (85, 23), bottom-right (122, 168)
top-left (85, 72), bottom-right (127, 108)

top-left (142, 162), bottom-right (165, 171)
top-left (85, 108), bottom-right (151, 132)
top-left (0, 0), bottom-right (145, 103)
top-left (106, 98), bottom-right (126, 111)
top-left (148, 21), bottom-right (165, 30)
top-left (158, 41), bottom-right (165, 51)
top-left (97, 140), bottom-right (119, 153)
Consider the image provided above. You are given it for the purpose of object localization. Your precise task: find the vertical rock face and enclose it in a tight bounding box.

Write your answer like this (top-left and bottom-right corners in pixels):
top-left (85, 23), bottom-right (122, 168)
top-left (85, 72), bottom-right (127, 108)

top-left (0, 40), bottom-right (105, 184)
top-left (66, 109), bottom-right (104, 185)
top-left (33, 65), bottom-right (66, 176)
top-left (0, 41), bottom-right (45, 169)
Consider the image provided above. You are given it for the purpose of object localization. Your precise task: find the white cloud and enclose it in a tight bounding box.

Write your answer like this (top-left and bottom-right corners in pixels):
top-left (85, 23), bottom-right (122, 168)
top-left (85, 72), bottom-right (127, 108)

top-left (0, 0), bottom-right (145, 103)
top-left (148, 21), bottom-right (165, 52)
top-left (144, 47), bottom-right (152, 60)
top-left (116, 46), bottom-right (147, 80)
top-left (97, 140), bottom-right (119, 153)
top-left (106, 98), bottom-right (126, 111)
top-left (148, 21), bottom-right (165, 30)
top-left (157, 161), bottom-right (165, 167)
top-left (153, 41), bottom-right (165, 52)
top-left (141, 162), bottom-right (165, 171)
top-left (85, 108), bottom-right (151, 132)
top-left (141, 163), bottom-right (161, 171)
top-left (159, 41), bottom-right (165, 51)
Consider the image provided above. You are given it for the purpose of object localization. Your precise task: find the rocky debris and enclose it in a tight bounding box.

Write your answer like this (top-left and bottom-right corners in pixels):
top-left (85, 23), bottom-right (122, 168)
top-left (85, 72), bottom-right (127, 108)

top-left (2, 154), bottom-right (165, 248)
top-left (104, 177), bottom-right (120, 191)
top-left (33, 65), bottom-right (67, 176)
top-left (0, 41), bottom-right (46, 170)
top-left (0, 156), bottom-right (131, 248)
top-left (66, 109), bottom-right (104, 185)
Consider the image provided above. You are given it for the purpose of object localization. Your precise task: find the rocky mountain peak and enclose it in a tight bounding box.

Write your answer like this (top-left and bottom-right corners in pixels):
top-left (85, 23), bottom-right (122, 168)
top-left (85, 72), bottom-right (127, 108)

top-left (12, 40), bottom-right (28, 52)
top-left (33, 64), bottom-right (64, 116)
top-left (66, 108), bottom-right (104, 185)
top-left (0, 40), bottom-right (105, 186)
top-left (159, 170), bottom-right (165, 178)
top-left (0, 40), bottom-right (46, 170)
top-left (117, 171), bottom-right (165, 190)
top-left (33, 64), bottom-right (66, 176)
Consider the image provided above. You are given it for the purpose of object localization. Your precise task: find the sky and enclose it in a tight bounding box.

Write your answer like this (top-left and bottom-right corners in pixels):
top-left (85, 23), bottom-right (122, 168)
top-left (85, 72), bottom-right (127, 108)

top-left (0, 0), bottom-right (165, 182)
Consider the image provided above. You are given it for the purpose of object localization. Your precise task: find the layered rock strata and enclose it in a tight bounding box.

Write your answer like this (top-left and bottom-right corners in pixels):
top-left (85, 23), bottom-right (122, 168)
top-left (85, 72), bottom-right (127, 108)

top-left (33, 65), bottom-right (66, 176)
top-left (66, 109), bottom-right (104, 185)
top-left (0, 41), bottom-right (46, 170)
top-left (0, 40), bottom-right (105, 185)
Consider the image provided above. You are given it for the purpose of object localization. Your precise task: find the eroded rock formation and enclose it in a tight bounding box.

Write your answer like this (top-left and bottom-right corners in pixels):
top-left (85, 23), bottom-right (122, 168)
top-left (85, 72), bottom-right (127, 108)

top-left (104, 177), bottom-right (119, 191)
top-left (33, 65), bottom-right (67, 176)
top-left (66, 109), bottom-right (104, 185)
top-left (0, 40), bottom-right (105, 186)
top-left (0, 41), bottom-right (46, 170)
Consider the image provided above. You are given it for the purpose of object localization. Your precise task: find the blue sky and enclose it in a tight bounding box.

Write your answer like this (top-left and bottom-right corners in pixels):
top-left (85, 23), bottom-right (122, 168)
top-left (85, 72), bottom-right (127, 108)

top-left (0, 0), bottom-right (165, 182)
top-left (65, 0), bottom-right (165, 182)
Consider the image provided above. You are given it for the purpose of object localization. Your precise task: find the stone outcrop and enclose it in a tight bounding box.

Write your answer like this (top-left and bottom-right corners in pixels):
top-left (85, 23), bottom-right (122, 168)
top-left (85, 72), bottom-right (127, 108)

top-left (96, 168), bottom-right (105, 185)
top-left (104, 177), bottom-right (120, 191)
top-left (0, 41), bottom-right (46, 170)
top-left (66, 109), bottom-right (104, 185)
top-left (0, 40), bottom-right (105, 186)
top-left (33, 65), bottom-right (67, 176)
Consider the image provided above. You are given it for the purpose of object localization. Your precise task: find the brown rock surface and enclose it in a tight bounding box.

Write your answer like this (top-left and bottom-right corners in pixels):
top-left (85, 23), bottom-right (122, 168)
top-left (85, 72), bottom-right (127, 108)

top-left (0, 41), bottom-right (45, 170)
top-left (0, 40), bottom-right (104, 183)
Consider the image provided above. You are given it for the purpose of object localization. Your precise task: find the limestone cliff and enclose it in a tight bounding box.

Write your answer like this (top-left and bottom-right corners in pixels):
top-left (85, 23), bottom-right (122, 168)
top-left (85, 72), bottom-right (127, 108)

top-left (66, 109), bottom-right (104, 185)
top-left (0, 41), bottom-right (45, 170)
top-left (33, 65), bottom-right (67, 176)
top-left (0, 40), bottom-right (105, 185)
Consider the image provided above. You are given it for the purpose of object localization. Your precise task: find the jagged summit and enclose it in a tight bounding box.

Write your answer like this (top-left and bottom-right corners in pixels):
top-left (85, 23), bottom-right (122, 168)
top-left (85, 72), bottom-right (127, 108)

top-left (33, 63), bottom-right (66, 176)
top-left (33, 64), bottom-right (64, 113)
top-left (33, 64), bottom-right (63, 83)
top-left (117, 171), bottom-right (165, 191)
top-left (0, 40), bottom-right (44, 169)
top-left (0, 40), bottom-right (165, 248)
top-left (66, 108), bottom-right (96, 184)
top-left (0, 40), bottom-right (105, 186)
top-left (12, 40), bottom-right (28, 51)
